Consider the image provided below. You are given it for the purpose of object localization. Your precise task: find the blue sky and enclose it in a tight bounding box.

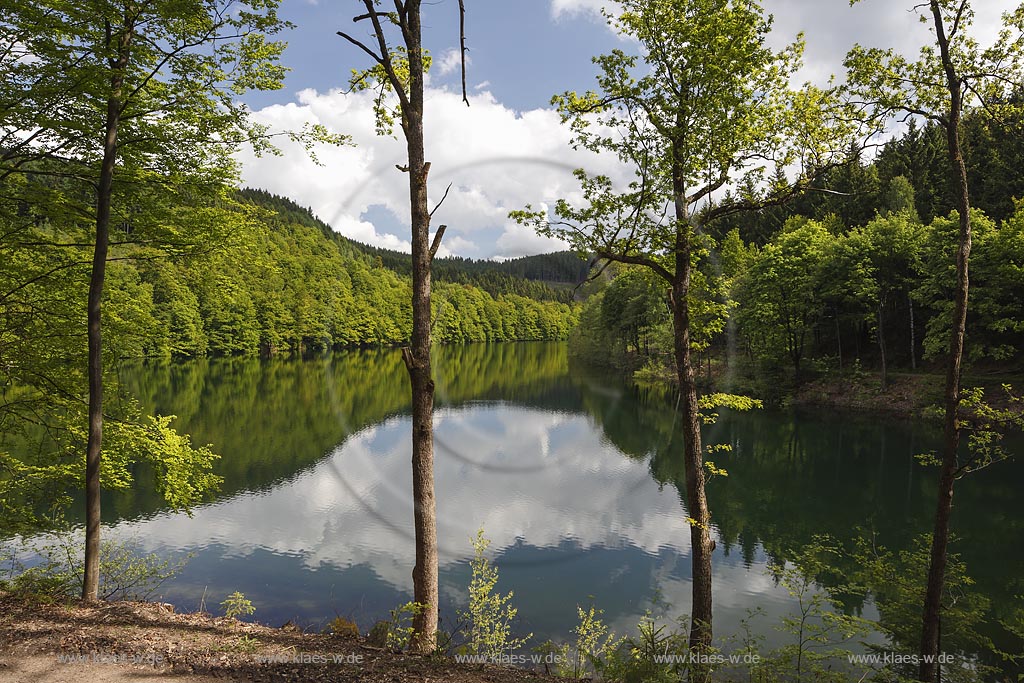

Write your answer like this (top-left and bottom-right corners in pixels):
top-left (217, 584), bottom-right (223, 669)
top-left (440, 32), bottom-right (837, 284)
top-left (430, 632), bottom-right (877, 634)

top-left (246, 1), bottom-right (619, 113)
top-left (236, 0), bottom-right (1019, 259)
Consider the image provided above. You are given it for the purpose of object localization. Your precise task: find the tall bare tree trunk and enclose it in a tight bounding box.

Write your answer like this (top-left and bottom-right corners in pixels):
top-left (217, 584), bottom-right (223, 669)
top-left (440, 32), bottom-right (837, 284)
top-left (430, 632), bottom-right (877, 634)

top-left (399, 2), bottom-right (439, 654)
top-left (83, 19), bottom-right (132, 603)
top-left (920, 3), bottom-right (971, 679)
top-left (337, 0), bottom-right (455, 652)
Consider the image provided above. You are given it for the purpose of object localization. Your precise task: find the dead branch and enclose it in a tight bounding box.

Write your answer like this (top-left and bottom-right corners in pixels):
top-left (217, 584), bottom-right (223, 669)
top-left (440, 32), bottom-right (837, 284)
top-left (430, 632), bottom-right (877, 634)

top-left (429, 182), bottom-right (453, 217)
top-left (429, 224), bottom-right (447, 260)
top-left (459, 0), bottom-right (469, 106)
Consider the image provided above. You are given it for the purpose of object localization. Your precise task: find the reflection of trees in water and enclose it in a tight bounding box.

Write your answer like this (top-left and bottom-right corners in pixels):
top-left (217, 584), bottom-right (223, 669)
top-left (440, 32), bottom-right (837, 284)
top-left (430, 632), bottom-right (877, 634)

top-left (573, 375), bottom-right (1024, 663)
top-left (111, 343), bottom-right (1023, 662)
top-left (113, 343), bottom-right (576, 515)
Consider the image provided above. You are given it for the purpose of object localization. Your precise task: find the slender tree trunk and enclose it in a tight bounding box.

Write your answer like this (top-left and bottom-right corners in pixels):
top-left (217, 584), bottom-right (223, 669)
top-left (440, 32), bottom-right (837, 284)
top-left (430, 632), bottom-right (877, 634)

top-left (920, 4), bottom-right (971, 680)
top-left (670, 160), bottom-right (713, 668)
top-left (671, 278), bottom-right (714, 661)
top-left (878, 295), bottom-right (888, 391)
top-left (399, 1), bottom-right (439, 653)
top-left (835, 306), bottom-right (843, 371)
top-left (909, 291), bottom-right (917, 371)
top-left (83, 20), bottom-right (132, 604)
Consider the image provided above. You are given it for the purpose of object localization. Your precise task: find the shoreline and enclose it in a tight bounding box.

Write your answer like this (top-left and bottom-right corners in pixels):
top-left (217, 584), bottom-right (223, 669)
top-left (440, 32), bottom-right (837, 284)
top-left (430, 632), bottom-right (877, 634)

top-left (0, 591), bottom-right (554, 683)
top-left (603, 355), bottom-right (1023, 420)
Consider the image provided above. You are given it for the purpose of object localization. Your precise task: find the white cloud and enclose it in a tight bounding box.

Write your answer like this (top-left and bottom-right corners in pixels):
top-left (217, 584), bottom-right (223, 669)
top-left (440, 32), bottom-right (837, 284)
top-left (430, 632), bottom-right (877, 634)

top-left (763, 0), bottom-right (1021, 86)
top-left (549, 0), bottom-right (1021, 86)
top-left (12, 41), bottom-right (39, 65)
top-left (105, 406), bottom-right (713, 583)
top-left (550, 0), bottom-right (611, 20)
top-left (434, 234), bottom-right (476, 259)
top-left (238, 85), bottom-right (627, 258)
top-left (437, 47), bottom-right (468, 76)
top-left (496, 219), bottom-right (570, 259)
top-left (239, 2), bottom-right (1022, 259)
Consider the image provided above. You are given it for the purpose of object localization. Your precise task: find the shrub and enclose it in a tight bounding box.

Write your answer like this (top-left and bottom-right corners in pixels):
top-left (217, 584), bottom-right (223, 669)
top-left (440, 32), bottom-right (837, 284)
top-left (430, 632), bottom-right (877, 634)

top-left (458, 529), bottom-right (531, 660)
top-left (220, 591), bottom-right (255, 620)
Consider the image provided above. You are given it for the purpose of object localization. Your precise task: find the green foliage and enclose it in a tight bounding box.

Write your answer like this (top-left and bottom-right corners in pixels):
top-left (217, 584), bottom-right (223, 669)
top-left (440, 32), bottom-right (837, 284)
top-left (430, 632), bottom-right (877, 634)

top-left (567, 292), bottom-right (619, 367)
top-left (174, 192), bottom-right (577, 354)
top-left (919, 385), bottom-right (1024, 476)
top-left (568, 261), bottom-right (727, 376)
top-left (385, 601), bottom-right (425, 652)
top-left (231, 635), bottom-right (261, 653)
top-left (579, 198), bottom-right (1024, 382)
top-left (697, 392), bottom-right (763, 415)
top-left (329, 616), bottom-right (360, 638)
top-left (0, 183), bottom-right (579, 388)
top-left (1, 533), bottom-right (188, 602)
top-left (0, 0), bottom-right (334, 554)
top-left (0, 341), bottom-right (221, 523)
top-left (883, 175), bottom-right (920, 220)
top-left (766, 538), bottom-right (872, 682)
top-left (511, 0), bottom-right (855, 450)
top-left (340, 227), bottom-right (589, 303)
top-left (599, 614), bottom-right (692, 683)
top-left (916, 210), bottom-right (994, 361)
top-left (969, 204), bottom-right (1024, 359)
top-left (220, 590), bottom-right (256, 620)
top-left (957, 385), bottom-right (1024, 472)
top-left (849, 533), bottom-right (994, 681)
top-left (458, 529), bottom-right (531, 659)
top-left (845, 2), bottom-right (1024, 162)
top-left (1, 371), bottom-right (220, 532)
top-left (599, 268), bottom-right (669, 356)
top-left (559, 4), bottom-right (1024, 381)
top-left (736, 218), bottom-right (831, 379)
top-left (349, 44), bottom-right (432, 137)
top-left (996, 597), bottom-right (1024, 667)
top-left (562, 605), bottom-right (624, 679)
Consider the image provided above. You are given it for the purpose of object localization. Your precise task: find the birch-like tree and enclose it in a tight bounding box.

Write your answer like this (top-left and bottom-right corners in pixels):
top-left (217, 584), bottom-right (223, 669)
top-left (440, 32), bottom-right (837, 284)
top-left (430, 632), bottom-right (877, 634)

top-left (0, 0), bottom-right (335, 602)
top-left (845, 2), bottom-right (1024, 679)
top-left (513, 0), bottom-right (854, 664)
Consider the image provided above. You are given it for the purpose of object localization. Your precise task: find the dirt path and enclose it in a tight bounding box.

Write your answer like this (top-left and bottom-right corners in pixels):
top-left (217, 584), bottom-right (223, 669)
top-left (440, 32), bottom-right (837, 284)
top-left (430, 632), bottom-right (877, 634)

top-left (0, 654), bottom-right (222, 683)
top-left (0, 593), bottom-right (555, 683)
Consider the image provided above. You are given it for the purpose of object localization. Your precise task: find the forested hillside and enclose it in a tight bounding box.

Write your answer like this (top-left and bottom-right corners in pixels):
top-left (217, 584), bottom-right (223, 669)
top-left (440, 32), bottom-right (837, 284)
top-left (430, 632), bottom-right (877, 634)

top-left (712, 106), bottom-right (1024, 243)
top-left (2, 186), bottom-right (579, 362)
top-left (242, 189), bottom-right (591, 303)
top-left (575, 109), bottom-right (1024, 385)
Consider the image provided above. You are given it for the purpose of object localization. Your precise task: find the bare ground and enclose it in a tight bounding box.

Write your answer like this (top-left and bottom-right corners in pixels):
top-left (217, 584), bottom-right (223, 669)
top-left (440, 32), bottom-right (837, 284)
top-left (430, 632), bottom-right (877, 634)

top-left (0, 592), bottom-right (558, 683)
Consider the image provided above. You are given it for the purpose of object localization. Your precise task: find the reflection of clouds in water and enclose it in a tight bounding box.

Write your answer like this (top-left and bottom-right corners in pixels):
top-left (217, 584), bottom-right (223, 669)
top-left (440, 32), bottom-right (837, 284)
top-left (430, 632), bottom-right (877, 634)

top-left (108, 404), bottom-right (806, 631)
top-left (607, 561), bottom-right (841, 653)
top-left (118, 406), bottom-right (691, 588)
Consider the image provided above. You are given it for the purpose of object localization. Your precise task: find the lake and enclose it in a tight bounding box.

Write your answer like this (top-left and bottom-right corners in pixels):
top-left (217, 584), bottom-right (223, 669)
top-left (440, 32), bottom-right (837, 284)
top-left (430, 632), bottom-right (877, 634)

top-left (59, 343), bottom-right (1024, 666)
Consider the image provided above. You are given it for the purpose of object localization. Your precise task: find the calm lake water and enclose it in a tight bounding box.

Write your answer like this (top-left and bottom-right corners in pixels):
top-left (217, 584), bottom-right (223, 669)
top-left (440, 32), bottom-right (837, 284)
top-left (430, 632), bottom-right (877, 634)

top-left (61, 343), bottom-right (1024, 663)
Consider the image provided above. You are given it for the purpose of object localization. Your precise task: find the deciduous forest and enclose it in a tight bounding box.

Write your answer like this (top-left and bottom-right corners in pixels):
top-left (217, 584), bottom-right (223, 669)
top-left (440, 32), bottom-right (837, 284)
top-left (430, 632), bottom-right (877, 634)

top-left (574, 109), bottom-right (1024, 387)
top-left (2, 0), bottom-right (1024, 682)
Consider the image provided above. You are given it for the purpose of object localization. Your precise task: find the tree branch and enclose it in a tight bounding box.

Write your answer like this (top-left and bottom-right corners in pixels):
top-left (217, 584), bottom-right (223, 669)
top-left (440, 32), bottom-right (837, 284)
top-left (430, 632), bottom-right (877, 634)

top-left (458, 0), bottom-right (469, 106)
top-left (429, 182), bottom-right (452, 217)
top-left (429, 224), bottom-right (446, 260)
top-left (595, 249), bottom-right (673, 283)
top-left (336, 30), bottom-right (385, 66)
